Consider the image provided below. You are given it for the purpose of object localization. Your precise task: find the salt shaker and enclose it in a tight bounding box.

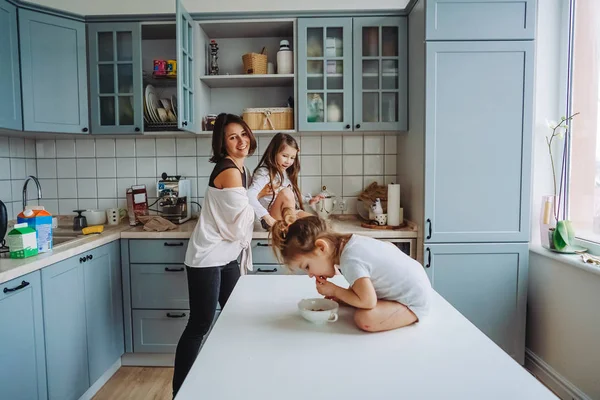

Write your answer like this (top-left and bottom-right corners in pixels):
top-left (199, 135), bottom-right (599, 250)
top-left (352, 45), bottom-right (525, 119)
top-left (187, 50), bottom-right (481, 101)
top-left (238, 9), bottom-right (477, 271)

top-left (277, 40), bottom-right (293, 74)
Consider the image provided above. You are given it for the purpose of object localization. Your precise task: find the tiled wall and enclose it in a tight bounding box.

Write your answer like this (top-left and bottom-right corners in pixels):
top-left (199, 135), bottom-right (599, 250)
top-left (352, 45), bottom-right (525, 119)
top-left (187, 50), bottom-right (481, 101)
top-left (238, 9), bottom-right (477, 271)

top-left (1, 134), bottom-right (397, 218)
top-left (0, 137), bottom-right (38, 219)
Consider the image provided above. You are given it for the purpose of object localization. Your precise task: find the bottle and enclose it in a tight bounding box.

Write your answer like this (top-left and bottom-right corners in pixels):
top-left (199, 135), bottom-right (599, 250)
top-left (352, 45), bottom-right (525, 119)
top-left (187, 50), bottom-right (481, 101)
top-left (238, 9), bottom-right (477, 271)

top-left (277, 40), bottom-right (293, 74)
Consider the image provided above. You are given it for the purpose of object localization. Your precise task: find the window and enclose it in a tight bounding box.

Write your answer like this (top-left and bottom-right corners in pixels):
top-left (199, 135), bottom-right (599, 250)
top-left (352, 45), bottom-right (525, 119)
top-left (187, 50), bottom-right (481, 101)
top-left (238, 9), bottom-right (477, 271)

top-left (567, 0), bottom-right (600, 242)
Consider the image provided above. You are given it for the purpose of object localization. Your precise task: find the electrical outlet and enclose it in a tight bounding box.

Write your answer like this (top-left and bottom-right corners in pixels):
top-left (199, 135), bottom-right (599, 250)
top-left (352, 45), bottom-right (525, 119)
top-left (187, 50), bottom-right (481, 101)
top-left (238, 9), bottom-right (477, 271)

top-left (338, 199), bottom-right (347, 212)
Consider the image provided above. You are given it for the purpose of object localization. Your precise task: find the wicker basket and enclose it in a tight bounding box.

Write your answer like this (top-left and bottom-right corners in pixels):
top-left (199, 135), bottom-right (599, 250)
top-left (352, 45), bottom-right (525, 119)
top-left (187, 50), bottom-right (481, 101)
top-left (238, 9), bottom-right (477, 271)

top-left (242, 47), bottom-right (268, 74)
top-left (243, 107), bottom-right (294, 131)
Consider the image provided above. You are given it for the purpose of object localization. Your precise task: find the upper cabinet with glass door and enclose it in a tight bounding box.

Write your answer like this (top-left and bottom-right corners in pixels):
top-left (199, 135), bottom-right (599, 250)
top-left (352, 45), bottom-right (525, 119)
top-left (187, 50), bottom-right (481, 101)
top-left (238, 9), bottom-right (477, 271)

top-left (353, 17), bottom-right (407, 131)
top-left (176, 0), bottom-right (197, 134)
top-left (88, 23), bottom-right (143, 134)
top-left (298, 18), bottom-right (353, 132)
top-left (298, 17), bottom-right (407, 132)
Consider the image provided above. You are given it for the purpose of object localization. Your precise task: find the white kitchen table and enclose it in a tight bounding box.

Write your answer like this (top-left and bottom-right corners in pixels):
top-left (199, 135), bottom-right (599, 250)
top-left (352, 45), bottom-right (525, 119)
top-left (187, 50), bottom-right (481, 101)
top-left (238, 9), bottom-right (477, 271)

top-left (176, 275), bottom-right (556, 400)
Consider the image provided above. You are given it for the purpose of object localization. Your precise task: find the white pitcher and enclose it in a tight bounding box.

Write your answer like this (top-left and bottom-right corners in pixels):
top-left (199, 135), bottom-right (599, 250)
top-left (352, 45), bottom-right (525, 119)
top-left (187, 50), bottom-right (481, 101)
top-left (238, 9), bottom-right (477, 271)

top-left (311, 186), bottom-right (337, 220)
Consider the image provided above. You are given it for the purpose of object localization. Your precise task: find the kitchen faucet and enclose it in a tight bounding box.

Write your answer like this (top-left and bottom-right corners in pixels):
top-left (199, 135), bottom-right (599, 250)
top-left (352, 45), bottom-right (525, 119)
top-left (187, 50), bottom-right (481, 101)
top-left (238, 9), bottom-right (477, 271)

top-left (22, 175), bottom-right (43, 211)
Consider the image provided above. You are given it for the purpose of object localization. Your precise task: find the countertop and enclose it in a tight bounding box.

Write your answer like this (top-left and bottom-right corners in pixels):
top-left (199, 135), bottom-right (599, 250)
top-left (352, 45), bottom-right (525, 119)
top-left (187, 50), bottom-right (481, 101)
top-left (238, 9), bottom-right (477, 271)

top-left (0, 216), bottom-right (418, 284)
top-left (176, 275), bottom-right (557, 400)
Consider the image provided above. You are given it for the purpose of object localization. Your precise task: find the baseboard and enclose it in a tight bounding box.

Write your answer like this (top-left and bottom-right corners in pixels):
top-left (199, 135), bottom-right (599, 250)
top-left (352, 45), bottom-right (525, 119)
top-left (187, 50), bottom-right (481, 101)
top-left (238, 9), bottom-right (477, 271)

top-left (525, 349), bottom-right (592, 400)
top-left (121, 352), bottom-right (175, 367)
top-left (79, 358), bottom-right (121, 400)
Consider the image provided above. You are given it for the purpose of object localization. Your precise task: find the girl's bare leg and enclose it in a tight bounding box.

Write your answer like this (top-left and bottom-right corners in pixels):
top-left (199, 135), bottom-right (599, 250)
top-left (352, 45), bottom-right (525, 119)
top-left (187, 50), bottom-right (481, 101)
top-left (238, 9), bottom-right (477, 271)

top-left (268, 187), bottom-right (296, 221)
top-left (353, 300), bottom-right (417, 332)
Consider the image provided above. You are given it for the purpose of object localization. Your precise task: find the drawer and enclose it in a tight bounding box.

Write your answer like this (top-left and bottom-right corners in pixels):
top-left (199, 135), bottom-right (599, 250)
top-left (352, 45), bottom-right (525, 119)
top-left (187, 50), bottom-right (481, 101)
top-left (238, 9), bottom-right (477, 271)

top-left (132, 309), bottom-right (188, 353)
top-left (129, 239), bottom-right (189, 264)
top-left (251, 240), bottom-right (279, 264)
top-left (248, 264), bottom-right (303, 276)
top-left (132, 309), bottom-right (219, 353)
top-left (131, 264), bottom-right (189, 309)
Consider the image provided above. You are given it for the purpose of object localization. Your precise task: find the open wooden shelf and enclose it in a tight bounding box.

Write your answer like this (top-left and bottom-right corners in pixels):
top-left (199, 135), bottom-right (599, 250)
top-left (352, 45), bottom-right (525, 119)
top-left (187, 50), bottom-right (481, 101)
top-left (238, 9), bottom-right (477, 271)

top-left (200, 74), bottom-right (294, 88)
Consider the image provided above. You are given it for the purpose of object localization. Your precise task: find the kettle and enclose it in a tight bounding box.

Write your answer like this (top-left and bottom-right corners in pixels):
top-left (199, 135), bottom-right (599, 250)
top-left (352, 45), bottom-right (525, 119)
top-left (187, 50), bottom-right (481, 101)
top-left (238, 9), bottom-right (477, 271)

top-left (311, 186), bottom-right (337, 220)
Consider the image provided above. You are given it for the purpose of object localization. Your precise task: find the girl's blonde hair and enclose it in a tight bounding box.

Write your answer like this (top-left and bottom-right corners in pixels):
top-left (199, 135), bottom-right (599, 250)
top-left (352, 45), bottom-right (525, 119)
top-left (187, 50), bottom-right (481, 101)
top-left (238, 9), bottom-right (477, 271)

top-left (270, 208), bottom-right (351, 267)
top-left (254, 132), bottom-right (304, 211)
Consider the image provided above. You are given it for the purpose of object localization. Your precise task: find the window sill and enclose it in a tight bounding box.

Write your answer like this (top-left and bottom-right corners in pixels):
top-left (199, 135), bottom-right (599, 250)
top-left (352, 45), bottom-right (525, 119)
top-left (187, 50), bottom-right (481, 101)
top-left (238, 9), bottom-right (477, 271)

top-left (529, 243), bottom-right (600, 278)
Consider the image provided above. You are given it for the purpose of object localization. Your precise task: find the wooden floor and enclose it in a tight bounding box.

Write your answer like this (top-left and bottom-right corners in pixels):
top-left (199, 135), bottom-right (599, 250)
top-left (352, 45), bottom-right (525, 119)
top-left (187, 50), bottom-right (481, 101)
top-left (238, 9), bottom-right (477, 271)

top-left (93, 367), bottom-right (173, 400)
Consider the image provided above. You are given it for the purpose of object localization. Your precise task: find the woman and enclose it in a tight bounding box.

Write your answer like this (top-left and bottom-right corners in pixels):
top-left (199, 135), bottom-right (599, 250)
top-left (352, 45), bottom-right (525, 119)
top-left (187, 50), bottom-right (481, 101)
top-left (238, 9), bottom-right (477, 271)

top-left (172, 113), bottom-right (257, 396)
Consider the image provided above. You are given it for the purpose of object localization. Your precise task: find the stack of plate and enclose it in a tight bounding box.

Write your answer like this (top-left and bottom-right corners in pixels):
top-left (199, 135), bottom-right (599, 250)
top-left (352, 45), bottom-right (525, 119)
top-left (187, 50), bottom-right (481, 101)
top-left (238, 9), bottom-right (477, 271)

top-left (144, 84), bottom-right (178, 126)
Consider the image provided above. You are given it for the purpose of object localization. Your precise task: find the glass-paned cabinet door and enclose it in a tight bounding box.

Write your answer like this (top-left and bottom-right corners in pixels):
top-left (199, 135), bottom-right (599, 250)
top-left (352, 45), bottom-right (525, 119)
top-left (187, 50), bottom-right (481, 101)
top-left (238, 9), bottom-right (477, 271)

top-left (88, 23), bottom-right (143, 134)
top-left (353, 17), bottom-right (407, 131)
top-left (176, 0), bottom-right (197, 134)
top-left (298, 18), bottom-right (353, 131)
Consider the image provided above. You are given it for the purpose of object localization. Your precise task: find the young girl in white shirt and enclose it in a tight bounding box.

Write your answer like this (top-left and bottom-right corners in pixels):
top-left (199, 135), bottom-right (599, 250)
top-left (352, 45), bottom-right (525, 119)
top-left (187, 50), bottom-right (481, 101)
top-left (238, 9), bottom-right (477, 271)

top-left (271, 209), bottom-right (432, 332)
top-left (247, 133), bottom-right (323, 229)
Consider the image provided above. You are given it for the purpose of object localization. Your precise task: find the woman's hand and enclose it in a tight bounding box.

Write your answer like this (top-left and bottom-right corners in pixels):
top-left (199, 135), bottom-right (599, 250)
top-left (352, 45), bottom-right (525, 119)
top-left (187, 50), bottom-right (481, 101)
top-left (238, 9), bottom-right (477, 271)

top-left (262, 215), bottom-right (277, 227)
top-left (309, 194), bottom-right (326, 206)
top-left (315, 276), bottom-right (339, 297)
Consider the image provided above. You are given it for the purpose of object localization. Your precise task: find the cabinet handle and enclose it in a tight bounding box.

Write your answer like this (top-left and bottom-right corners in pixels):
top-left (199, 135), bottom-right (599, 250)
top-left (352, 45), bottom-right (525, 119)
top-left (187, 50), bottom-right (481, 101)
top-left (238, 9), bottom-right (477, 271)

top-left (182, 121), bottom-right (188, 127)
top-left (165, 267), bottom-right (185, 272)
top-left (257, 268), bottom-right (277, 273)
top-left (79, 257), bottom-right (86, 263)
top-left (256, 242), bottom-right (271, 247)
top-left (86, 254), bottom-right (93, 260)
top-left (82, 127), bottom-right (88, 133)
top-left (3, 280), bottom-right (30, 293)
top-left (426, 218), bottom-right (432, 240)
top-left (355, 124), bottom-right (361, 129)
top-left (345, 124), bottom-right (350, 129)
top-left (135, 127), bottom-right (140, 132)
top-left (164, 242), bottom-right (184, 247)
top-left (167, 312), bottom-right (187, 318)
top-left (425, 247), bottom-right (431, 268)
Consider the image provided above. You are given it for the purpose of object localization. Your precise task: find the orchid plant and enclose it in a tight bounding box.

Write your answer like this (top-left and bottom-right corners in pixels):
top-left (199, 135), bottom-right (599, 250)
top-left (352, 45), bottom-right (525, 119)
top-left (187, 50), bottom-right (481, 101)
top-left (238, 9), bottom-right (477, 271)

top-left (545, 112), bottom-right (579, 250)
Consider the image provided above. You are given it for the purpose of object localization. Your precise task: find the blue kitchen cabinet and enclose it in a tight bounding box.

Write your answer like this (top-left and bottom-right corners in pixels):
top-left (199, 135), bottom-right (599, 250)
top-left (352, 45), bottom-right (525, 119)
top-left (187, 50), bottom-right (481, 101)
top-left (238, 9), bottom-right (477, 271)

top-left (353, 17), bottom-right (407, 131)
top-left (176, 0), bottom-right (198, 133)
top-left (88, 23), bottom-right (143, 134)
top-left (0, 271), bottom-right (47, 400)
top-left (84, 241), bottom-right (124, 384)
top-left (0, 0), bottom-right (22, 131)
top-left (42, 256), bottom-right (89, 400)
top-left (425, 0), bottom-right (536, 41)
top-left (424, 40), bottom-right (534, 243)
top-left (19, 9), bottom-right (89, 134)
top-left (298, 18), bottom-right (353, 132)
top-left (424, 243), bottom-right (528, 363)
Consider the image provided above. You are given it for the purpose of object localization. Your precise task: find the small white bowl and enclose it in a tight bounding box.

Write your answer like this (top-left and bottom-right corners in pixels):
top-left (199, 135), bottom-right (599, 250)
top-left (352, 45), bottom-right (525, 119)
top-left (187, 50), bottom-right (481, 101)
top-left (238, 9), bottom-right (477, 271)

top-left (297, 298), bottom-right (339, 324)
top-left (82, 210), bottom-right (107, 226)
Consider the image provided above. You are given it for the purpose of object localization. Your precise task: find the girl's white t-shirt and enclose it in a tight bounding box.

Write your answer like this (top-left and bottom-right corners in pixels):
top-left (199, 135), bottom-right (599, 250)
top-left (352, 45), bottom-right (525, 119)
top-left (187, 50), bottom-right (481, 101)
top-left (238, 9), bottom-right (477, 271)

top-left (339, 234), bottom-right (432, 320)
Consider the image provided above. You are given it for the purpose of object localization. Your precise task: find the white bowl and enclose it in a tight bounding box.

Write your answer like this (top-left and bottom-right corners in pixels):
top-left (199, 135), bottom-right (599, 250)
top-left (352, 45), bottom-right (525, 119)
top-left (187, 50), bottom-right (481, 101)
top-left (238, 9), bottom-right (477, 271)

top-left (297, 298), bottom-right (339, 324)
top-left (82, 210), bottom-right (107, 226)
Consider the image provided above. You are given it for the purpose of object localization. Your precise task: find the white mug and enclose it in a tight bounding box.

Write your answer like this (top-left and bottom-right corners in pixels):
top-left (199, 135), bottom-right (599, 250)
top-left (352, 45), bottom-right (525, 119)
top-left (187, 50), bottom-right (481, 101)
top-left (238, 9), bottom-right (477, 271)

top-left (106, 208), bottom-right (127, 225)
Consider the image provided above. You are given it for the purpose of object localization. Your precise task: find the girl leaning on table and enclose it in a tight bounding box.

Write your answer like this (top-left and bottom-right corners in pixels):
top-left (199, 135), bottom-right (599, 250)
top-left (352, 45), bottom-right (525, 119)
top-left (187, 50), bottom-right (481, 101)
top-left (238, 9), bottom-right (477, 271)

top-left (172, 113), bottom-right (257, 397)
top-left (271, 208), bottom-right (432, 332)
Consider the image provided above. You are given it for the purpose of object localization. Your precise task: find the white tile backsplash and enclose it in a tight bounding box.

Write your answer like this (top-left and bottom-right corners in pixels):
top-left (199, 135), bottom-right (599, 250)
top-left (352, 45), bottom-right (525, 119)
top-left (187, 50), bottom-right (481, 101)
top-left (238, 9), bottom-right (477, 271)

top-left (77, 179), bottom-right (98, 198)
top-left (56, 140), bottom-right (76, 158)
top-left (116, 139), bottom-right (136, 157)
top-left (39, 199), bottom-right (58, 214)
top-left (76, 139), bottom-right (96, 158)
top-left (96, 139), bottom-right (116, 158)
top-left (384, 175), bottom-right (398, 185)
top-left (36, 140), bottom-right (56, 158)
top-left (57, 159), bottom-right (77, 178)
top-left (1, 134), bottom-right (397, 217)
top-left (96, 158), bottom-right (117, 178)
top-left (76, 159), bottom-right (97, 178)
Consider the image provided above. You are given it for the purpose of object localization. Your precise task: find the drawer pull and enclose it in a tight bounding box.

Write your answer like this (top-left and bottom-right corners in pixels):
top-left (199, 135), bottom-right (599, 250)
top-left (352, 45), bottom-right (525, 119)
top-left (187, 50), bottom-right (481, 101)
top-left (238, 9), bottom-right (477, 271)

top-left (164, 242), bottom-right (184, 247)
top-left (166, 312), bottom-right (187, 318)
top-left (3, 280), bottom-right (30, 293)
top-left (257, 268), bottom-right (277, 273)
top-left (256, 242), bottom-right (271, 247)
top-left (165, 267), bottom-right (185, 272)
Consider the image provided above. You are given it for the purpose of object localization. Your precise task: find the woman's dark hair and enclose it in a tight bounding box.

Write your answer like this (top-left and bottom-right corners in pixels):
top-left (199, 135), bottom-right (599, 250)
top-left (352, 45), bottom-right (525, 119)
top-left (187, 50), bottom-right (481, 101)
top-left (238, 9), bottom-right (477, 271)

top-left (209, 113), bottom-right (257, 163)
top-left (254, 132), bottom-right (304, 211)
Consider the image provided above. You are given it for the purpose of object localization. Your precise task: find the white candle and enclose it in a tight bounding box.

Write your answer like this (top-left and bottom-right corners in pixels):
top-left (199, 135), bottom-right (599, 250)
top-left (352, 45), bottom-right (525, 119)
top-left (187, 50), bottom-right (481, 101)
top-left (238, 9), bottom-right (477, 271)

top-left (387, 183), bottom-right (401, 226)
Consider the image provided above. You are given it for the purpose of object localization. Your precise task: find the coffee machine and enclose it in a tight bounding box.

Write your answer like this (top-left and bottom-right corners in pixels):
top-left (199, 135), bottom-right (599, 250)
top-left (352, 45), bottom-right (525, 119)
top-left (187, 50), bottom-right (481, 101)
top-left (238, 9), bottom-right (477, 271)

top-left (157, 173), bottom-right (191, 224)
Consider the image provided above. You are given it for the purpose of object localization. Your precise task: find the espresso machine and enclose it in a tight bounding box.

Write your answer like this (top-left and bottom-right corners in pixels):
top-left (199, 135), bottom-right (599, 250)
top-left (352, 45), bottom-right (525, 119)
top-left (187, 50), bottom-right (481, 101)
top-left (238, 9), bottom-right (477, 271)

top-left (157, 173), bottom-right (191, 224)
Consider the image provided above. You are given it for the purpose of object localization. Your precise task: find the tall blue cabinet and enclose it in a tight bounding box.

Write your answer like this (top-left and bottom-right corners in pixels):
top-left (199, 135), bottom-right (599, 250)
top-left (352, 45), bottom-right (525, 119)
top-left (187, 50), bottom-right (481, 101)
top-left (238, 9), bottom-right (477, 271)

top-left (421, 0), bottom-right (537, 364)
top-left (0, 0), bottom-right (22, 131)
top-left (19, 9), bottom-right (89, 134)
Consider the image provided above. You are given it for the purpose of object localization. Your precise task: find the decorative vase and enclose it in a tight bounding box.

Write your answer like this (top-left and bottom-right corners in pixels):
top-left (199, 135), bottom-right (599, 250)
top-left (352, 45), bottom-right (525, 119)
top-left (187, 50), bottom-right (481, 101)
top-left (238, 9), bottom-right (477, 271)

top-left (540, 195), bottom-right (556, 247)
